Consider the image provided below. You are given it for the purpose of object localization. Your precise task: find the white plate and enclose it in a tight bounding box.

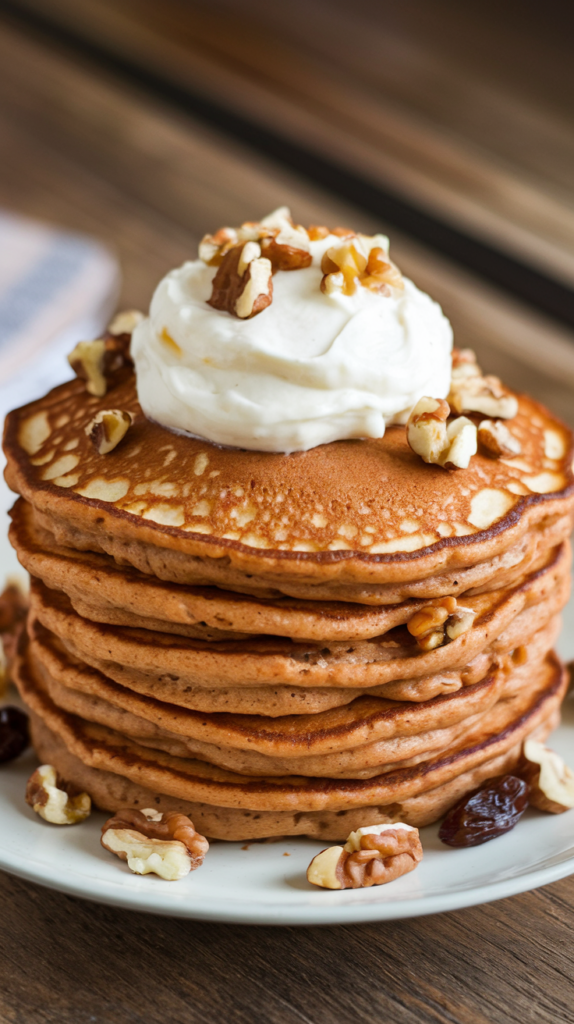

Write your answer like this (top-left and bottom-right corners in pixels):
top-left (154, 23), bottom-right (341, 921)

top-left (1, 466), bottom-right (574, 924)
top-left (0, 700), bottom-right (573, 925)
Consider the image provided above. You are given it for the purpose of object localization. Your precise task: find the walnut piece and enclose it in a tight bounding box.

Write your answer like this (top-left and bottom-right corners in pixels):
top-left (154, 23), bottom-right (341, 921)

top-left (101, 808), bottom-right (209, 880)
top-left (68, 339), bottom-right (107, 397)
top-left (406, 398), bottom-right (477, 470)
top-left (259, 207), bottom-right (311, 270)
top-left (445, 605), bottom-right (476, 641)
top-left (26, 765), bottom-right (91, 824)
top-left (85, 409), bottom-right (133, 454)
top-left (407, 597), bottom-right (475, 651)
top-left (68, 326), bottom-right (134, 397)
top-left (199, 207), bottom-right (311, 275)
top-left (307, 823), bottom-right (423, 890)
top-left (478, 419), bottom-right (521, 458)
top-left (519, 739), bottom-right (574, 814)
top-left (449, 374), bottom-right (518, 420)
top-left (108, 309), bottom-right (144, 336)
top-left (320, 233), bottom-right (403, 297)
top-left (208, 244), bottom-right (273, 320)
top-left (451, 347), bottom-right (482, 381)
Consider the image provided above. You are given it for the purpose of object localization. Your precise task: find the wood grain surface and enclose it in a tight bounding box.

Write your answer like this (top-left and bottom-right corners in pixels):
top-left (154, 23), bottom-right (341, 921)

top-left (0, 13), bottom-right (574, 1024)
top-left (9, 0), bottom-right (574, 290)
top-left (1, 868), bottom-right (574, 1024)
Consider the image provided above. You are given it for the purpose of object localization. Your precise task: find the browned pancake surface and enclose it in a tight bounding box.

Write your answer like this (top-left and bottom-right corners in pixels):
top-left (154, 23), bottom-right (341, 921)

top-left (14, 628), bottom-right (567, 813)
top-left (4, 373), bottom-right (574, 594)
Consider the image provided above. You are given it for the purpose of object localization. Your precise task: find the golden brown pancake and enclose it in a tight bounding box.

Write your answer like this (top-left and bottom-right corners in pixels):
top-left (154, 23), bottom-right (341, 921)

top-left (9, 498), bottom-right (568, 640)
top-left (4, 372), bottom-right (574, 602)
top-left (31, 709), bottom-right (555, 840)
top-left (28, 624), bottom-right (554, 779)
top-left (5, 349), bottom-right (574, 841)
top-left (29, 610), bottom-right (560, 717)
top-left (16, 632), bottom-right (565, 839)
top-left (27, 544), bottom-right (569, 698)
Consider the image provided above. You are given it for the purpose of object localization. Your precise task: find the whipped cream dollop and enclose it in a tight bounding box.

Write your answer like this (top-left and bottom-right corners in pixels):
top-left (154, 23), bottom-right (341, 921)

top-left (132, 220), bottom-right (453, 453)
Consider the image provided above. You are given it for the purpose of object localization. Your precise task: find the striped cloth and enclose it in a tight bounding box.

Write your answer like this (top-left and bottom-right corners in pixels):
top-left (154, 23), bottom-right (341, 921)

top-left (0, 211), bottom-right (120, 578)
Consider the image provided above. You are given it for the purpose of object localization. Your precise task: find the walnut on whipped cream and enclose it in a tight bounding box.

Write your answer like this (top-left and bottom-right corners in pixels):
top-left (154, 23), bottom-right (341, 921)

top-left (307, 823), bottom-right (423, 890)
top-left (208, 244), bottom-right (273, 320)
top-left (200, 206), bottom-right (311, 276)
top-left (131, 208), bottom-right (453, 452)
top-left (320, 234), bottom-right (403, 297)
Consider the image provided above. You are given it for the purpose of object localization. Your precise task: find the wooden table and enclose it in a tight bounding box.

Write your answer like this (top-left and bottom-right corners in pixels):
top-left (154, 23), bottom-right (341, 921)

top-left (0, 10), bottom-right (573, 1023)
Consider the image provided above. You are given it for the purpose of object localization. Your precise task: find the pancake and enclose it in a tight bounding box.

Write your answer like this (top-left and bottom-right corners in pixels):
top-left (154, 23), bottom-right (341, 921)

top-left (9, 498), bottom-right (568, 637)
top-left (16, 632), bottom-right (566, 839)
top-left (4, 372), bottom-right (574, 603)
top-left (28, 622), bottom-right (555, 779)
top-left (27, 543), bottom-right (570, 699)
top-left (30, 612), bottom-right (560, 716)
top-left (31, 710), bottom-right (557, 841)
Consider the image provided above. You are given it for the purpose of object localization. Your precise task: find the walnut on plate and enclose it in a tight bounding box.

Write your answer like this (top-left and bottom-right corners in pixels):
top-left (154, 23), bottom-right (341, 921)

top-left (26, 764), bottom-right (91, 824)
top-left (307, 823), bottom-right (423, 890)
top-left (101, 808), bottom-right (209, 880)
top-left (406, 397), bottom-right (477, 470)
top-left (518, 739), bottom-right (574, 814)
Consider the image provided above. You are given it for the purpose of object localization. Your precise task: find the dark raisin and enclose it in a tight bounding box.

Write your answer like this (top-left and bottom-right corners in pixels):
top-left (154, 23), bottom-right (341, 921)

top-left (0, 706), bottom-right (30, 763)
top-left (439, 774), bottom-right (530, 847)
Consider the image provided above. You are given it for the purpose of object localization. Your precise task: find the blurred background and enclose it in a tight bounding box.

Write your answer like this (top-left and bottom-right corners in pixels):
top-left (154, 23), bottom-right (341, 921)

top-left (0, 0), bottom-right (573, 421)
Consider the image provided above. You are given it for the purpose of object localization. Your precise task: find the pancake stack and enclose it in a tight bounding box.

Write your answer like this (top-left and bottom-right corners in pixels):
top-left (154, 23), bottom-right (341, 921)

top-left (4, 358), bottom-right (574, 840)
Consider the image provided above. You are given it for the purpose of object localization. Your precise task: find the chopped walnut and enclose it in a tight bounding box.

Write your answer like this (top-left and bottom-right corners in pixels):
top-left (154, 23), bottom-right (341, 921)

top-left (307, 823), bottom-right (423, 890)
top-left (107, 310), bottom-right (144, 336)
top-left (199, 207), bottom-right (310, 274)
top-left (101, 808), bottom-right (209, 880)
top-left (68, 339), bottom-right (107, 397)
top-left (449, 374), bottom-right (518, 420)
top-left (407, 599), bottom-right (454, 638)
top-left (445, 605), bottom-right (476, 641)
top-left (451, 347), bottom-right (482, 381)
top-left (259, 208), bottom-right (311, 270)
top-left (320, 233), bottom-right (402, 297)
top-left (478, 419), bottom-right (521, 458)
top-left (407, 598), bottom-right (475, 650)
top-left (307, 224), bottom-right (330, 240)
top-left (85, 409), bottom-right (133, 454)
top-left (519, 739), bottom-right (574, 814)
top-left (208, 244), bottom-right (273, 320)
top-left (198, 227), bottom-right (239, 266)
top-left (406, 398), bottom-right (477, 470)
top-left (26, 765), bottom-right (91, 824)
top-left (68, 325), bottom-right (133, 396)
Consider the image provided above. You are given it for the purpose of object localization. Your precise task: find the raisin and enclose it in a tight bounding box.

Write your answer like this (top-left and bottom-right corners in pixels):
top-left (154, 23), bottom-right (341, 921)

top-left (0, 706), bottom-right (30, 763)
top-left (439, 774), bottom-right (530, 847)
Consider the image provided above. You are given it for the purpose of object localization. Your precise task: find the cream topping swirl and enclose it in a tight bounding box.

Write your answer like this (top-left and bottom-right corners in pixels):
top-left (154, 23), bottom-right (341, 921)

top-left (131, 232), bottom-right (453, 453)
